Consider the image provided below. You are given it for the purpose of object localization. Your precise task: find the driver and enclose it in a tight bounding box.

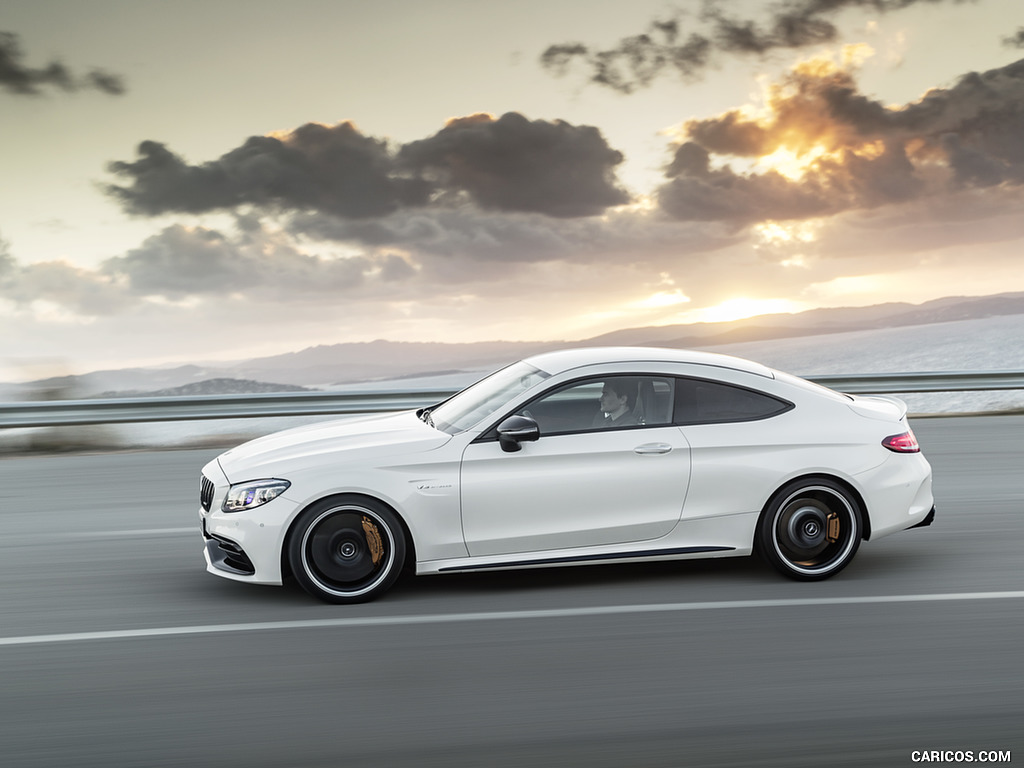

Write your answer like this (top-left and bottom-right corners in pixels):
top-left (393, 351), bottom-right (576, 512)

top-left (594, 379), bottom-right (638, 427)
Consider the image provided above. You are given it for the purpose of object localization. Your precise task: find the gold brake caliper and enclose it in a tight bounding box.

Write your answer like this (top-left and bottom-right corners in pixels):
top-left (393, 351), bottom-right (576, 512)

top-left (826, 512), bottom-right (840, 543)
top-left (361, 516), bottom-right (384, 565)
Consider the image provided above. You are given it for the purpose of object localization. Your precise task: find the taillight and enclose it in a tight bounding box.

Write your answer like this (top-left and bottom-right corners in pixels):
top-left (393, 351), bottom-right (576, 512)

top-left (882, 429), bottom-right (920, 453)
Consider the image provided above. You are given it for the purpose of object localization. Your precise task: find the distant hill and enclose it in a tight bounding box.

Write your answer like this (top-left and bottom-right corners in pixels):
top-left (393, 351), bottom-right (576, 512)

top-left (587, 292), bottom-right (1024, 348)
top-left (96, 378), bottom-right (316, 398)
top-left (226, 339), bottom-right (560, 387)
top-left (5, 291), bottom-right (1024, 398)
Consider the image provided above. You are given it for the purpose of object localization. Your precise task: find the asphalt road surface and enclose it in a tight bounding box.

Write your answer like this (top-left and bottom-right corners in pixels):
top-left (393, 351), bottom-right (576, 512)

top-left (0, 415), bottom-right (1021, 767)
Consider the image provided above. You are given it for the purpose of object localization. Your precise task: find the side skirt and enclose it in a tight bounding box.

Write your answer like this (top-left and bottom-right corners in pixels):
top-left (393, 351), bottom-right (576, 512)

top-left (437, 546), bottom-right (735, 573)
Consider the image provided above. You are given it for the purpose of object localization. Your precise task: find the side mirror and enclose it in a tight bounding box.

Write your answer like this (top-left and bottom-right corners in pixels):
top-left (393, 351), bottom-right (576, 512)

top-left (496, 415), bottom-right (540, 453)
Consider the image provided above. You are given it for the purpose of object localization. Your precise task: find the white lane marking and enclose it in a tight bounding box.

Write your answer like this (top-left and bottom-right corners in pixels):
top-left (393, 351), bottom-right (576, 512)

top-left (2, 590), bottom-right (1024, 647)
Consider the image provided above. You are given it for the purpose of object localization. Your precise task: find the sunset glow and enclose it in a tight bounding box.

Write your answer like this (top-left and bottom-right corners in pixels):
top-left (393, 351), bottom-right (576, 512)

top-left (678, 298), bottom-right (807, 325)
top-left (636, 289), bottom-right (691, 309)
top-left (754, 145), bottom-right (830, 180)
top-left (1, 0), bottom-right (1021, 374)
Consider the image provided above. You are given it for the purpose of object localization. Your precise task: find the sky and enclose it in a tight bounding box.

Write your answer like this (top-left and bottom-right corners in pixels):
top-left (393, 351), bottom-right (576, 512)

top-left (2, 0), bottom-right (1024, 381)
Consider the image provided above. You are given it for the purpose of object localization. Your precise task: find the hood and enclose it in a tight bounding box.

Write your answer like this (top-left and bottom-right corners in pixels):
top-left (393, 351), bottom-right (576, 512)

top-left (216, 409), bottom-right (450, 482)
top-left (847, 394), bottom-right (908, 422)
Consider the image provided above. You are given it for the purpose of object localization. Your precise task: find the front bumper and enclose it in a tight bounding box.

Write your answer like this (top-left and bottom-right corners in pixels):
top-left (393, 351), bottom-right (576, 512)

top-left (201, 517), bottom-right (256, 576)
top-left (199, 458), bottom-right (290, 585)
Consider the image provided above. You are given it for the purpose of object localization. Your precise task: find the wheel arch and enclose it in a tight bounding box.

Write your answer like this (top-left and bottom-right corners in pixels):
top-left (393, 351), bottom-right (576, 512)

top-left (759, 472), bottom-right (871, 542)
top-left (279, 491), bottom-right (418, 582)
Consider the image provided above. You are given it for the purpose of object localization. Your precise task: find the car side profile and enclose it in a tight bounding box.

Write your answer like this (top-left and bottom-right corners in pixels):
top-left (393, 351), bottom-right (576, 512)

top-left (198, 347), bottom-right (935, 603)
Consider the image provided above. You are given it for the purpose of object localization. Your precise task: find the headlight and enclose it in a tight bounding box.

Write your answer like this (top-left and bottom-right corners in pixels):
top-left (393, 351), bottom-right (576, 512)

top-left (223, 479), bottom-right (290, 512)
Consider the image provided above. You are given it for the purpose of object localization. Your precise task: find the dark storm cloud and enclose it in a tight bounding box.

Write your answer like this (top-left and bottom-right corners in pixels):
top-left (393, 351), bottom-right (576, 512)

top-left (397, 113), bottom-right (631, 217)
top-left (105, 122), bottom-right (429, 218)
top-left (658, 56), bottom-right (1024, 225)
top-left (0, 31), bottom-right (125, 96)
top-left (541, 0), bottom-right (972, 92)
top-left (106, 114), bottom-right (630, 220)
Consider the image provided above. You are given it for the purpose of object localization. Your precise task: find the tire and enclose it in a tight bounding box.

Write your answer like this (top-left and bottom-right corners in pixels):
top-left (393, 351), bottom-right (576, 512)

top-left (287, 495), bottom-right (406, 604)
top-left (757, 478), bottom-right (863, 581)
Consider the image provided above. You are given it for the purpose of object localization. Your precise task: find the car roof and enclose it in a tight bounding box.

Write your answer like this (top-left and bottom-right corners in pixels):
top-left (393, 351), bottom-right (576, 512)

top-left (523, 346), bottom-right (776, 379)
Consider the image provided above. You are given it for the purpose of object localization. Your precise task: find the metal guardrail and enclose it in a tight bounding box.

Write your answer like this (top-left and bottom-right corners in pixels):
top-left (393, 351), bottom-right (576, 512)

top-left (2, 371), bottom-right (1023, 429)
top-left (810, 371), bottom-right (1024, 394)
top-left (0, 389), bottom-right (456, 429)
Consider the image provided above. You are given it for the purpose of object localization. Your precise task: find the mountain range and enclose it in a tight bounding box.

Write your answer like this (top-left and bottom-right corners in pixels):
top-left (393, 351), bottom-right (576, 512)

top-left (7, 291), bottom-right (1024, 399)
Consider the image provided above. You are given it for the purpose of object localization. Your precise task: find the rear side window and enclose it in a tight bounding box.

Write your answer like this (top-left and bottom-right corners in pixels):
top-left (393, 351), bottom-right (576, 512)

top-left (673, 377), bottom-right (792, 425)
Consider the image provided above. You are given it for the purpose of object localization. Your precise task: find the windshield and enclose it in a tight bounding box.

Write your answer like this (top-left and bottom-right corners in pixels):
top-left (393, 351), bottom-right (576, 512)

top-left (429, 361), bottom-right (550, 434)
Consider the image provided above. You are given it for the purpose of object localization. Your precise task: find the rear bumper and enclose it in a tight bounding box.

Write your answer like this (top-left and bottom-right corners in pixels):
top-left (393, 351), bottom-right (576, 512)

top-left (856, 451), bottom-right (934, 540)
top-left (908, 505), bottom-right (936, 529)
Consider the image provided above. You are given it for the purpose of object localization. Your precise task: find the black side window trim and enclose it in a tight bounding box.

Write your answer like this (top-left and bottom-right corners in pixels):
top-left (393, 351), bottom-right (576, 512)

top-left (470, 373), bottom-right (795, 443)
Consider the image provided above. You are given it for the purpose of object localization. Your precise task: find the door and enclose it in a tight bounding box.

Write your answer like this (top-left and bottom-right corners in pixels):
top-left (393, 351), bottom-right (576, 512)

top-left (459, 375), bottom-right (691, 557)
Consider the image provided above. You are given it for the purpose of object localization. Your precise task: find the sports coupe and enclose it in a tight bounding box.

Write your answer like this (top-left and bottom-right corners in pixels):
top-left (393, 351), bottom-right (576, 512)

top-left (198, 347), bottom-right (935, 603)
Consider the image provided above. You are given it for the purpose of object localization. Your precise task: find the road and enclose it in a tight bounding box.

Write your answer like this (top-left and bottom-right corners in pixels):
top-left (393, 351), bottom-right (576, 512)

top-left (0, 415), bottom-right (1021, 767)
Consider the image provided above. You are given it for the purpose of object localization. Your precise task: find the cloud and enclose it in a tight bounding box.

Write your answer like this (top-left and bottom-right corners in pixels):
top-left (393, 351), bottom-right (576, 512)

top-left (0, 222), bottom-right (421, 320)
top-left (106, 113), bottom-right (630, 220)
top-left (659, 143), bottom-right (835, 223)
top-left (105, 122), bottom-right (428, 218)
top-left (100, 223), bottom-right (413, 299)
top-left (0, 261), bottom-right (132, 317)
top-left (398, 113), bottom-right (631, 217)
top-left (0, 30), bottom-right (125, 96)
top-left (658, 55), bottom-right (1024, 224)
top-left (0, 233), bottom-right (12, 273)
top-left (80, 52), bottom-right (1024, 325)
top-left (287, 201), bottom-right (744, 272)
top-left (540, 0), bottom-right (976, 92)
top-left (540, 19), bottom-right (712, 94)
top-left (1003, 27), bottom-right (1024, 48)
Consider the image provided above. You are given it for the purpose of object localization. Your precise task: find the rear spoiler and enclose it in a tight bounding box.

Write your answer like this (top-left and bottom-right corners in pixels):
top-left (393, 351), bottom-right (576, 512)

top-left (847, 394), bottom-right (909, 421)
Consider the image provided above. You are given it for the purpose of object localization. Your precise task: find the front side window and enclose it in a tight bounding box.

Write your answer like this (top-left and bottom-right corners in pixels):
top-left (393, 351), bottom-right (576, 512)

top-left (512, 375), bottom-right (676, 436)
top-left (673, 377), bottom-right (792, 424)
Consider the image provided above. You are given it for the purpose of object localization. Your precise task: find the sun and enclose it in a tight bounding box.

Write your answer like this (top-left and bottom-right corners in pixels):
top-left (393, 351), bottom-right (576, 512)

top-left (754, 144), bottom-right (836, 180)
top-left (678, 297), bottom-right (807, 324)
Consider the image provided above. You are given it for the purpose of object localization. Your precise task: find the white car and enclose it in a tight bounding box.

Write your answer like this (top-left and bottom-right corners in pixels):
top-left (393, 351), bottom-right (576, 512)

top-left (199, 347), bottom-right (935, 603)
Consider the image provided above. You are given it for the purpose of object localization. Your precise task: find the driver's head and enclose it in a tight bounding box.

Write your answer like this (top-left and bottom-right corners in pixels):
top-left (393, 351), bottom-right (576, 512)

top-left (600, 379), bottom-right (632, 414)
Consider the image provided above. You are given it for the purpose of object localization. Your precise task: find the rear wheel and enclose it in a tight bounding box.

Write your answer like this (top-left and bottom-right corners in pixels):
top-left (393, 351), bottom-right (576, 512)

top-left (288, 496), bottom-right (406, 604)
top-left (757, 479), bottom-right (862, 581)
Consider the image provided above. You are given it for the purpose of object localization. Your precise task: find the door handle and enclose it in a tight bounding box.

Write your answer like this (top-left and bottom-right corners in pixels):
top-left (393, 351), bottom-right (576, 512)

top-left (634, 442), bottom-right (673, 455)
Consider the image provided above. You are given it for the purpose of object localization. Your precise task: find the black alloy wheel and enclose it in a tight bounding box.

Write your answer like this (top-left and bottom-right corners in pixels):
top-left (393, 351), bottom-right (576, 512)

top-left (288, 496), bottom-right (406, 604)
top-left (757, 478), bottom-right (863, 581)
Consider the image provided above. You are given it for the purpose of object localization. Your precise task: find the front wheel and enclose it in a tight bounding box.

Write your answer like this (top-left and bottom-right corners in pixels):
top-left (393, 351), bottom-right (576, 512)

top-left (287, 496), bottom-right (406, 604)
top-left (757, 479), bottom-right (862, 581)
